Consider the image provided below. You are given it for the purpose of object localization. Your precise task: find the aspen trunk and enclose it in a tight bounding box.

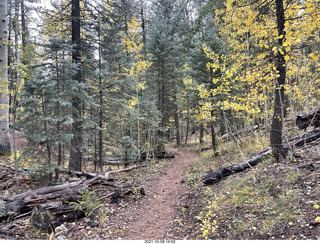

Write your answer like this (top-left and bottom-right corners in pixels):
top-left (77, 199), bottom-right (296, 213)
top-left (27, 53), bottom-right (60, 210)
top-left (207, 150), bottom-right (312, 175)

top-left (0, 0), bottom-right (11, 154)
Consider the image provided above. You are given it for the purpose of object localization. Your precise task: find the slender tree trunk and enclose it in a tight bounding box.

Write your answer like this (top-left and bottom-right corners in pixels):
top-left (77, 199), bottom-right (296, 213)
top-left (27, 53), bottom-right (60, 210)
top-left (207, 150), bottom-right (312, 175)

top-left (140, 0), bottom-right (146, 57)
top-left (184, 105), bottom-right (190, 145)
top-left (174, 95), bottom-right (180, 146)
top-left (13, 0), bottom-right (20, 110)
top-left (209, 67), bottom-right (216, 152)
top-left (270, 0), bottom-right (286, 161)
top-left (98, 24), bottom-right (103, 171)
top-left (42, 100), bottom-right (52, 182)
top-left (0, 0), bottom-right (11, 154)
top-left (55, 49), bottom-right (61, 181)
top-left (69, 0), bottom-right (82, 171)
top-left (21, 0), bottom-right (27, 65)
top-left (199, 123), bottom-right (204, 144)
top-left (211, 110), bottom-right (217, 151)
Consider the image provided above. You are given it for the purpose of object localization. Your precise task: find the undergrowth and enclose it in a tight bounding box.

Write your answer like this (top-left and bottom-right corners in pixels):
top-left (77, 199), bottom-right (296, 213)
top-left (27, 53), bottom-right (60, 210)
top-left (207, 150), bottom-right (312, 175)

top-left (185, 131), bottom-right (305, 239)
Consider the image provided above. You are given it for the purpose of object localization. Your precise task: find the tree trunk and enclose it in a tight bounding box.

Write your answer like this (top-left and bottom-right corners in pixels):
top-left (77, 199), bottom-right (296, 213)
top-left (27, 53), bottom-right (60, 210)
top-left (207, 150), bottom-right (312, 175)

top-left (174, 95), bottom-right (180, 146)
top-left (184, 105), bottom-right (190, 144)
top-left (69, 0), bottom-right (82, 171)
top-left (97, 22), bottom-right (104, 171)
top-left (270, 0), bottom-right (286, 161)
top-left (0, 0), bottom-right (11, 154)
top-left (199, 123), bottom-right (204, 144)
top-left (211, 110), bottom-right (216, 151)
top-left (140, 0), bottom-right (146, 57)
top-left (21, 0), bottom-right (27, 64)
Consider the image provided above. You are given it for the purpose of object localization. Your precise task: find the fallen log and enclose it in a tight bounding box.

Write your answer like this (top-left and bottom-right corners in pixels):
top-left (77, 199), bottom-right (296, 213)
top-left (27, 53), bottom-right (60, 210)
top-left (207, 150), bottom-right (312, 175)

top-left (203, 129), bottom-right (320, 185)
top-left (5, 179), bottom-right (86, 202)
top-left (1, 164), bottom-right (147, 221)
top-left (3, 199), bottom-right (30, 216)
top-left (202, 147), bottom-right (272, 184)
top-left (296, 109), bottom-right (320, 130)
top-left (105, 160), bottom-right (121, 166)
top-left (293, 130), bottom-right (320, 147)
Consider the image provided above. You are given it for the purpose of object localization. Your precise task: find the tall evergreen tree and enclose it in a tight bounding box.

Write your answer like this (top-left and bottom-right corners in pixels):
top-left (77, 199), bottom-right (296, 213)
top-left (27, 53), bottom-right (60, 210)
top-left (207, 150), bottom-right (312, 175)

top-left (69, 0), bottom-right (83, 171)
top-left (148, 0), bottom-right (186, 145)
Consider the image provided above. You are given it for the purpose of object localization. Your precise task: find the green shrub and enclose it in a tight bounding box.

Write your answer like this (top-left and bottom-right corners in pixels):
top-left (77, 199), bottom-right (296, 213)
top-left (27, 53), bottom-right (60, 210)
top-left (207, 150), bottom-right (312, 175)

top-left (69, 189), bottom-right (102, 217)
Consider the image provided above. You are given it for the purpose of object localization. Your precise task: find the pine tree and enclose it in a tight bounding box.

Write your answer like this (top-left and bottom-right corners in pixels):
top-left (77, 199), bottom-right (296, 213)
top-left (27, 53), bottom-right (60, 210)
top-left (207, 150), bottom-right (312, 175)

top-left (69, 0), bottom-right (83, 171)
top-left (18, 38), bottom-right (75, 181)
top-left (148, 0), bottom-right (186, 145)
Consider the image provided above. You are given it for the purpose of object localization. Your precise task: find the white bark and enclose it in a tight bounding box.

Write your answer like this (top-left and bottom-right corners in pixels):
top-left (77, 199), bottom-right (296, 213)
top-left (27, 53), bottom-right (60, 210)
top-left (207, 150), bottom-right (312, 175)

top-left (0, 0), bottom-right (11, 154)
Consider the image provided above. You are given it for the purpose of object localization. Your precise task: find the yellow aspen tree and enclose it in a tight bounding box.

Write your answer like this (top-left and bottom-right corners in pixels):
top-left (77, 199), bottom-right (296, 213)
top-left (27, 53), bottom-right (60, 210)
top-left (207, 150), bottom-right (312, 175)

top-left (121, 16), bottom-right (151, 157)
top-left (209, 0), bottom-right (320, 159)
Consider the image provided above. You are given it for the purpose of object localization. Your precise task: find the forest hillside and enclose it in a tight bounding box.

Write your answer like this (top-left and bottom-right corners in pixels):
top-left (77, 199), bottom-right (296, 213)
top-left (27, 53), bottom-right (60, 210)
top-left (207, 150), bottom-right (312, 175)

top-left (1, 0), bottom-right (320, 240)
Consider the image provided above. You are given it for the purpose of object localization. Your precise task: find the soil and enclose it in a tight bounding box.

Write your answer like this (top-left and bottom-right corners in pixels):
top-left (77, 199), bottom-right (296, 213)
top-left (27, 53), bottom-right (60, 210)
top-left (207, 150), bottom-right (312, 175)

top-left (116, 147), bottom-right (195, 240)
top-left (2, 139), bottom-right (320, 240)
top-left (57, 146), bottom-right (197, 240)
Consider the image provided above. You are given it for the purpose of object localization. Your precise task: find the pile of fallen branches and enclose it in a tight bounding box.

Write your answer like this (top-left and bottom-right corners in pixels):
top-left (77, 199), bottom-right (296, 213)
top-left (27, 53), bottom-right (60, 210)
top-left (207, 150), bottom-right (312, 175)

top-left (0, 164), bottom-right (146, 237)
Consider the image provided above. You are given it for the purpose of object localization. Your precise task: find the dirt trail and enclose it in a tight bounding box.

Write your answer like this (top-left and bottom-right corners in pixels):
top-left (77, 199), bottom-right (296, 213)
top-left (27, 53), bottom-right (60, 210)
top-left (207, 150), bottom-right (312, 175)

top-left (120, 147), bottom-right (195, 240)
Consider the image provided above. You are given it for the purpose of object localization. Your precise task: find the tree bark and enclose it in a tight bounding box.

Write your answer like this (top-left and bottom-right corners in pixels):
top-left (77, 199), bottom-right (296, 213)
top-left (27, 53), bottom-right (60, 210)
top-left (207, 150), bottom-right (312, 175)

top-left (0, 0), bottom-right (11, 154)
top-left (21, 0), bottom-right (27, 64)
top-left (211, 110), bottom-right (217, 151)
top-left (184, 106), bottom-right (190, 144)
top-left (69, 0), bottom-right (82, 171)
top-left (174, 95), bottom-right (181, 146)
top-left (98, 22), bottom-right (103, 171)
top-left (270, 0), bottom-right (286, 161)
top-left (199, 123), bottom-right (204, 144)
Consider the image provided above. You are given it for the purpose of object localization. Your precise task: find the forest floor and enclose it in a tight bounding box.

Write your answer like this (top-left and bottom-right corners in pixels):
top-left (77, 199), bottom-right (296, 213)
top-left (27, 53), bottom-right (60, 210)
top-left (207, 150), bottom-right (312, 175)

top-left (1, 131), bottom-right (320, 240)
top-left (61, 146), bottom-right (196, 240)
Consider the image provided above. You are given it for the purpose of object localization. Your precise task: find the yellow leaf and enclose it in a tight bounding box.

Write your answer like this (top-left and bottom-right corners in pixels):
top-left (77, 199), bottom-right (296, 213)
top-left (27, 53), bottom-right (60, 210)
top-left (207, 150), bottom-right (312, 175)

top-left (284, 55), bottom-right (290, 61)
top-left (314, 204), bottom-right (320, 210)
